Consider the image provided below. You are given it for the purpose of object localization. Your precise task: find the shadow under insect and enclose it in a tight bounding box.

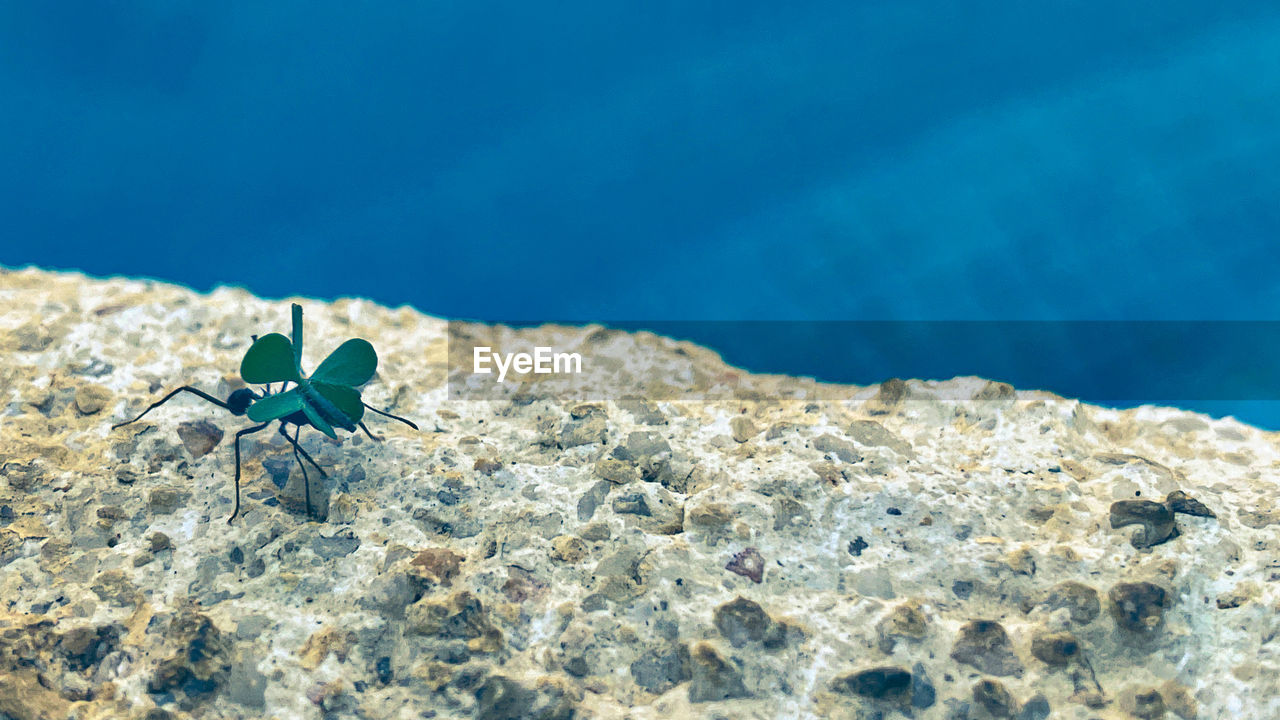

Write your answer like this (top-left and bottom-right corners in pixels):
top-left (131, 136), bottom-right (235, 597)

top-left (111, 303), bottom-right (417, 523)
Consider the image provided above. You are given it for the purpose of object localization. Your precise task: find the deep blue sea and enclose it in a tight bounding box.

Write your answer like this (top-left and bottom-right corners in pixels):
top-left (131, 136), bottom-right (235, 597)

top-left (4, 3), bottom-right (1280, 426)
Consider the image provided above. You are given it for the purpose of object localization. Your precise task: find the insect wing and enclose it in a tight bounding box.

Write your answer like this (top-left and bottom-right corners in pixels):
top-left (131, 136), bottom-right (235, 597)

top-left (241, 333), bottom-right (301, 384)
top-left (311, 339), bottom-right (377, 386)
top-left (300, 400), bottom-right (338, 439)
top-left (314, 382), bottom-right (365, 424)
top-left (246, 387), bottom-right (304, 422)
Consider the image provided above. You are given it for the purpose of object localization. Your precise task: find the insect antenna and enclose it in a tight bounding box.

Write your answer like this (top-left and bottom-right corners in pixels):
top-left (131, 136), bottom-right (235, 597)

top-left (112, 386), bottom-right (237, 429)
top-left (361, 402), bottom-right (419, 431)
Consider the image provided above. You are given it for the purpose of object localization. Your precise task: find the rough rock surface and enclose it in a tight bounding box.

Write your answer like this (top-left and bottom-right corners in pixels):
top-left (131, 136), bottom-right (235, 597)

top-left (1, 267), bottom-right (1278, 719)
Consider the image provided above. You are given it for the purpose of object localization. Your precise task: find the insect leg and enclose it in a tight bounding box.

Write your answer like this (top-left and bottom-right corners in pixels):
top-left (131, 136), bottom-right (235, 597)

top-left (227, 422), bottom-right (271, 524)
top-left (291, 425), bottom-right (313, 519)
top-left (361, 402), bottom-right (419, 431)
top-left (112, 386), bottom-right (234, 429)
top-left (277, 424), bottom-right (327, 477)
top-left (358, 422), bottom-right (382, 442)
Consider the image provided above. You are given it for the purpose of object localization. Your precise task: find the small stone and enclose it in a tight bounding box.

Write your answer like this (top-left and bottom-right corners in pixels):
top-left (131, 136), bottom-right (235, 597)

top-left (473, 457), bottom-right (502, 475)
top-left (226, 652), bottom-right (268, 708)
top-left (298, 627), bottom-right (357, 670)
top-left (974, 381), bottom-right (1015, 400)
top-left (564, 656), bottom-right (589, 677)
top-left (311, 531), bottom-right (360, 559)
top-left (687, 502), bottom-right (734, 545)
top-left (876, 600), bottom-right (928, 652)
top-left (1110, 500), bottom-right (1176, 548)
top-left (317, 492), bottom-right (355, 524)
top-left (713, 597), bottom-right (788, 649)
top-left (1164, 490), bottom-right (1214, 518)
top-left (849, 536), bottom-right (869, 557)
top-left (730, 416), bottom-right (759, 443)
top-left (726, 547), bottom-right (765, 584)
top-left (473, 676), bottom-right (528, 718)
top-left (1130, 688), bottom-right (1167, 719)
top-left (594, 458), bottom-right (639, 484)
top-left (615, 431), bottom-right (672, 462)
top-left (3, 461), bottom-right (47, 491)
top-left (406, 591), bottom-right (502, 653)
top-left (96, 505), bottom-right (128, 520)
top-left (612, 493), bottom-right (651, 516)
top-left (772, 497), bottom-right (811, 532)
top-left (687, 642), bottom-right (749, 703)
top-left (1043, 581), bottom-right (1100, 625)
top-left (1017, 693), bottom-right (1051, 720)
top-left (1030, 630), bottom-right (1079, 666)
top-left (148, 532), bottom-right (173, 552)
top-left (811, 461), bottom-right (847, 485)
top-left (847, 420), bottom-right (914, 457)
top-left (832, 666), bottom-right (912, 701)
top-left (910, 662), bottom-right (936, 709)
top-left (1108, 582), bottom-right (1168, 633)
top-left (90, 569), bottom-right (138, 605)
top-left (549, 535), bottom-right (587, 563)
top-left (950, 620), bottom-right (1022, 677)
top-left (148, 486), bottom-right (190, 514)
top-left (579, 523), bottom-right (611, 542)
top-left (374, 656), bottom-right (393, 686)
top-left (865, 377), bottom-right (907, 414)
top-left (1237, 509), bottom-right (1279, 529)
top-left (813, 434), bottom-right (861, 463)
top-left (558, 415), bottom-right (607, 449)
top-left (618, 396), bottom-right (666, 425)
top-left (176, 420), bottom-right (224, 458)
top-left (73, 384), bottom-right (112, 415)
top-left (631, 644), bottom-right (689, 693)
top-left (577, 480), bottom-right (612, 522)
top-left (972, 678), bottom-right (1016, 718)
top-left (408, 548), bottom-right (464, 585)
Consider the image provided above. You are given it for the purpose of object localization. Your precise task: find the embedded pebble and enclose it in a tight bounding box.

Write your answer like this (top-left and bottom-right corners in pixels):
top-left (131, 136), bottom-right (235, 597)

top-left (832, 666), bottom-right (912, 701)
top-left (176, 420), bottom-right (224, 458)
top-left (1110, 500), bottom-right (1176, 548)
top-left (950, 620), bottom-right (1023, 677)
top-left (1109, 582), bottom-right (1169, 633)
top-left (972, 678), bottom-right (1016, 717)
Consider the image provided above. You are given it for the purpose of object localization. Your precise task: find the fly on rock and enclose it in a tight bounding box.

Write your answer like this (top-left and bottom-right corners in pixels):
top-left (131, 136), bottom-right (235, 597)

top-left (112, 304), bottom-right (418, 522)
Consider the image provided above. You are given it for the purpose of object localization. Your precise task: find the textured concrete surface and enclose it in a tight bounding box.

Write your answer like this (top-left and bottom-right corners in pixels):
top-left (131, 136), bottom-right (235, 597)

top-left (1, 267), bottom-right (1277, 719)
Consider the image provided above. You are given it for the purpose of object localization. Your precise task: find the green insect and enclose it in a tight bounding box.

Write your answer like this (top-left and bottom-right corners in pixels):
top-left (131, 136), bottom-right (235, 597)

top-left (112, 304), bottom-right (417, 523)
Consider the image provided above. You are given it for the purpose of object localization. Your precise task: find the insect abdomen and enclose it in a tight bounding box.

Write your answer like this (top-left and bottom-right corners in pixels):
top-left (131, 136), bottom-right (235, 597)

top-left (298, 381), bottom-right (357, 431)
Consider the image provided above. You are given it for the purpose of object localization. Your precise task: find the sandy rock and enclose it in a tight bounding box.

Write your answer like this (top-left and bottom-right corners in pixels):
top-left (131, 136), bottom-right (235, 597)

top-left (1, 268), bottom-right (1278, 718)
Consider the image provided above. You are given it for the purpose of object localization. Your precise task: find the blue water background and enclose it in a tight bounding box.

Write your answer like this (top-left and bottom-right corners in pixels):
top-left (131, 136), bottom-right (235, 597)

top-left (3, 3), bottom-right (1280, 426)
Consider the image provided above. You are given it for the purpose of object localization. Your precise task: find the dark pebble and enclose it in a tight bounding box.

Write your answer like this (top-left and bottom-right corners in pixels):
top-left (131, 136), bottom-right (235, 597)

top-left (1109, 582), bottom-right (1168, 633)
top-left (312, 531), bottom-right (361, 559)
top-left (834, 666), bottom-right (912, 700)
top-left (848, 537), bottom-right (868, 557)
top-left (1110, 500), bottom-right (1176, 548)
top-left (375, 656), bottom-right (393, 685)
top-left (973, 678), bottom-right (1015, 717)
